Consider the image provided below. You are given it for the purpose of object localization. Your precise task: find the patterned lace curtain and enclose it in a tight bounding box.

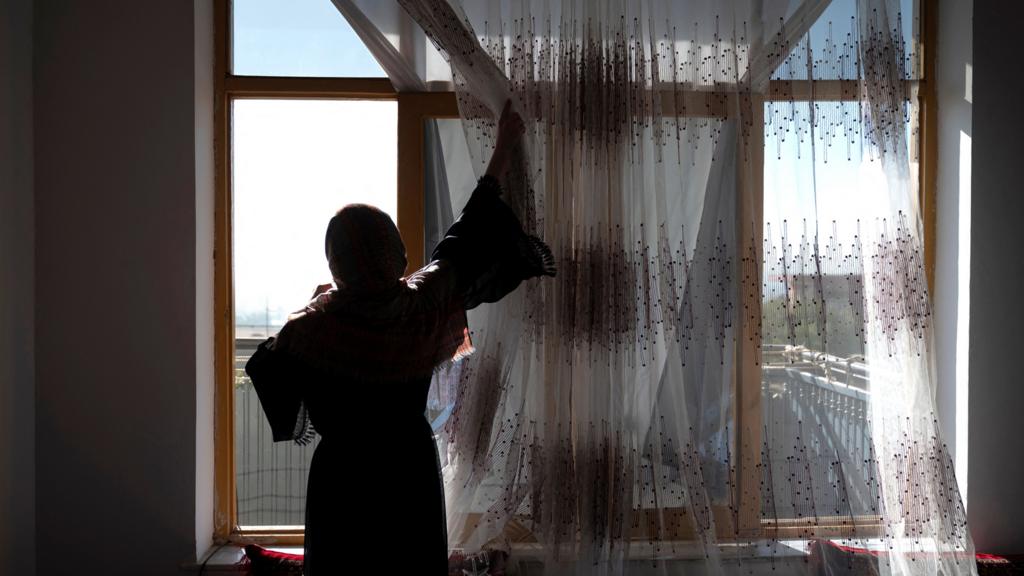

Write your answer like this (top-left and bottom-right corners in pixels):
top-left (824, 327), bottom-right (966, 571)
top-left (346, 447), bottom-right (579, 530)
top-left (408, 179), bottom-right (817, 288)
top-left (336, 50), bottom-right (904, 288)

top-left (346, 0), bottom-right (975, 573)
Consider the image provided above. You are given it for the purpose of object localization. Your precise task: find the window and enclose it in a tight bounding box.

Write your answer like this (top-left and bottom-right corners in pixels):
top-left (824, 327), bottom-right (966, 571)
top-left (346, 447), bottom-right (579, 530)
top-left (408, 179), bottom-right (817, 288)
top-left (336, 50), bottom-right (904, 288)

top-left (213, 0), bottom-right (934, 545)
top-left (751, 0), bottom-right (930, 538)
top-left (213, 0), bottom-right (457, 543)
top-left (232, 0), bottom-right (386, 78)
top-left (232, 99), bottom-right (396, 527)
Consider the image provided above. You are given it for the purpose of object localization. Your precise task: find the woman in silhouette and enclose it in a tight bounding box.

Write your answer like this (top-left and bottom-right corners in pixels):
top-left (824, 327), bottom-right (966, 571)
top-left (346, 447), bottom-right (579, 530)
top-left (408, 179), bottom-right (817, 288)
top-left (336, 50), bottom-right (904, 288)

top-left (245, 101), bottom-right (553, 574)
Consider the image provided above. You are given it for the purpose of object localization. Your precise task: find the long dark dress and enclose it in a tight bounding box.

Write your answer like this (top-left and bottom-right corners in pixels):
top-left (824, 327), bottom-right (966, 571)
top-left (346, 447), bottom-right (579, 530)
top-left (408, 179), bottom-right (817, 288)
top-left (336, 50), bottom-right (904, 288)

top-left (245, 176), bottom-right (554, 575)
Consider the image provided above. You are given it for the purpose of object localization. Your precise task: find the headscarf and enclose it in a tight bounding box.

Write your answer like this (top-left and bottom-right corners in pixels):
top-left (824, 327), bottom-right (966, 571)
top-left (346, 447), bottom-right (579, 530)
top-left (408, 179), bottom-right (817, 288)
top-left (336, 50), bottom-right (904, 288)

top-left (271, 204), bottom-right (472, 383)
top-left (246, 178), bottom-right (556, 442)
top-left (324, 204), bottom-right (407, 295)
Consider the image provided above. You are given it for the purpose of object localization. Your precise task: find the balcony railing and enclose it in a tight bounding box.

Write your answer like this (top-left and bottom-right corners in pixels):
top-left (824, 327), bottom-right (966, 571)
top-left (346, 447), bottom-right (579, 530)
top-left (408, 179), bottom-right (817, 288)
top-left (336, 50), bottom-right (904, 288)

top-left (761, 344), bottom-right (876, 522)
top-left (234, 337), bottom-right (315, 527)
top-left (233, 338), bottom-right (878, 529)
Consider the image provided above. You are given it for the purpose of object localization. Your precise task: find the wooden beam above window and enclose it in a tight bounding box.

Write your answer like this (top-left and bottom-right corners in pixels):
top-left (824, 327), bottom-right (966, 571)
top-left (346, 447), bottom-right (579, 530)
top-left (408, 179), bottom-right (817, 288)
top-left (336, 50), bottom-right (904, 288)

top-left (224, 76), bottom-right (397, 99)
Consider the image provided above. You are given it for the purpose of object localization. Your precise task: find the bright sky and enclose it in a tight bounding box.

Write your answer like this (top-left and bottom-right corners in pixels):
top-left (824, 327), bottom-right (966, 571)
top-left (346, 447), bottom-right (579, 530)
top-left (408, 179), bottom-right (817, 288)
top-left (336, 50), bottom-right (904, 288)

top-left (233, 0), bottom-right (385, 78)
top-left (763, 101), bottom-right (902, 246)
top-left (233, 99), bottom-right (397, 329)
top-left (232, 2), bottom-right (395, 329)
top-left (763, 0), bottom-right (918, 244)
top-left (230, 0), bottom-right (917, 329)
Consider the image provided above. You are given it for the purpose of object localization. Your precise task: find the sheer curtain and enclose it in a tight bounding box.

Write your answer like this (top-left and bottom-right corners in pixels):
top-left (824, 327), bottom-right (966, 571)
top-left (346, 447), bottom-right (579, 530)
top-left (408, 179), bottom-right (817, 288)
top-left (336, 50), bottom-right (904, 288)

top-left (340, 0), bottom-right (975, 573)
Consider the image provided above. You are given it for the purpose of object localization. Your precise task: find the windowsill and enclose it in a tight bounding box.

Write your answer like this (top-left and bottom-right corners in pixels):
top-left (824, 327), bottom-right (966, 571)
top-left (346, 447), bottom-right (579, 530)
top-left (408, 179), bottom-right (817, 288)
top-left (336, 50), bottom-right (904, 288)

top-left (506, 539), bottom-right (811, 561)
top-left (183, 544), bottom-right (304, 573)
top-left (184, 541), bottom-right (815, 573)
top-left (189, 535), bottom-right (964, 572)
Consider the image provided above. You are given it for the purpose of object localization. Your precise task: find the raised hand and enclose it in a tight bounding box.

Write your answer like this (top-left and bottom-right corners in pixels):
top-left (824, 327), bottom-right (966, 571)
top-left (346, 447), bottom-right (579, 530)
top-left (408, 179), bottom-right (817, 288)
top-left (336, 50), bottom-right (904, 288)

top-left (310, 283), bottom-right (333, 299)
top-left (485, 99), bottom-right (526, 179)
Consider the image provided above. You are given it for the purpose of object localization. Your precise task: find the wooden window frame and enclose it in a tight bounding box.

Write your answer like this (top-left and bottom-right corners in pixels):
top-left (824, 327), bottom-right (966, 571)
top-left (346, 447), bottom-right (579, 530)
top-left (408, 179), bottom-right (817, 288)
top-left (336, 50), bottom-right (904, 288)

top-left (734, 0), bottom-right (938, 540)
top-left (212, 0), bottom-right (455, 544)
top-left (211, 0), bottom-right (936, 546)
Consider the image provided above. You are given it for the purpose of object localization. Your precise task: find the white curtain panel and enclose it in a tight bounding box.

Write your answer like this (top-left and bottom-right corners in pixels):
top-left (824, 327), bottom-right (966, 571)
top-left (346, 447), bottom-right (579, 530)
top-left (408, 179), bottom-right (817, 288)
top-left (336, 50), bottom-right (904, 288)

top-left (339, 0), bottom-right (976, 573)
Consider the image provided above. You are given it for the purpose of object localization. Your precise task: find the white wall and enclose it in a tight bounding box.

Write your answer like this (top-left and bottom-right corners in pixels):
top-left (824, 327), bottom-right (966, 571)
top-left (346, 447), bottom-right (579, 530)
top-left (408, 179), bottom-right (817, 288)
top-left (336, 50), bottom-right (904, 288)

top-left (34, 1), bottom-right (202, 573)
top-left (968, 1), bottom-right (1024, 555)
top-left (0, 0), bottom-right (35, 574)
top-left (934, 0), bottom-right (972, 507)
top-left (194, 0), bottom-right (216, 562)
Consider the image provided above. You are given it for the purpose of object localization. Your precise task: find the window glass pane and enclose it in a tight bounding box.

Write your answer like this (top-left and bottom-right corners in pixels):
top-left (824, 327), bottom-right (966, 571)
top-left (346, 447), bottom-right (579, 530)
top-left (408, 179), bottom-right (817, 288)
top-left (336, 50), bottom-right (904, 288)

top-left (233, 0), bottom-right (386, 78)
top-left (422, 118), bottom-right (474, 442)
top-left (759, 100), bottom-right (912, 523)
top-left (433, 119), bottom-right (477, 213)
top-left (772, 0), bottom-right (919, 81)
top-left (232, 99), bottom-right (397, 527)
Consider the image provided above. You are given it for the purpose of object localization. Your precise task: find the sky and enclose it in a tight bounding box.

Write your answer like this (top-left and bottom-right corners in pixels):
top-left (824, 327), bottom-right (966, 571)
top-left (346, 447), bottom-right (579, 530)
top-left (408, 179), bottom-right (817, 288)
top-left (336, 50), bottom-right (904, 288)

top-left (763, 100), bottom-right (908, 246)
top-left (233, 0), bottom-right (385, 78)
top-left (230, 0), bottom-right (919, 329)
top-left (232, 1), bottom-right (394, 328)
top-left (233, 99), bottom-right (397, 329)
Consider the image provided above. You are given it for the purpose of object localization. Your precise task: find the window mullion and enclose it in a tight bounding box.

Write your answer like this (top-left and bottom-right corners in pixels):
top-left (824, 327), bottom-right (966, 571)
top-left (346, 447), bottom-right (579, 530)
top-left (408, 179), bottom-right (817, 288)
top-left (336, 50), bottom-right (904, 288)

top-left (734, 92), bottom-right (766, 537)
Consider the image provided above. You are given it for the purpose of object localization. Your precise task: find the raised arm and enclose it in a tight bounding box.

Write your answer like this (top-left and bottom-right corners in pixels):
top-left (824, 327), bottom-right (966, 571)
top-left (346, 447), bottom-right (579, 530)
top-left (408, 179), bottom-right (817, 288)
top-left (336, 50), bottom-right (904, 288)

top-left (422, 100), bottom-right (555, 310)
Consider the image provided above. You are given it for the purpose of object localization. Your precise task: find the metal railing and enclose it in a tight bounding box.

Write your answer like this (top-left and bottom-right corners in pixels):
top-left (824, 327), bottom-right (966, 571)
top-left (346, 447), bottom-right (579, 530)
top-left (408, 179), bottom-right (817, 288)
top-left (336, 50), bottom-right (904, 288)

top-left (232, 337), bottom-right (879, 528)
top-left (234, 337), bottom-right (316, 526)
top-left (760, 344), bottom-right (877, 522)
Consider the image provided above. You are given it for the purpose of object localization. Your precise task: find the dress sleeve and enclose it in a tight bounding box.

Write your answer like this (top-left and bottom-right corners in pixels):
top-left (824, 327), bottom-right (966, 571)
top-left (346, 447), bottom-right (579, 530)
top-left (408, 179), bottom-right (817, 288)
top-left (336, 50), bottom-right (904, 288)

top-left (429, 175), bottom-right (556, 310)
top-left (244, 337), bottom-right (316, 444)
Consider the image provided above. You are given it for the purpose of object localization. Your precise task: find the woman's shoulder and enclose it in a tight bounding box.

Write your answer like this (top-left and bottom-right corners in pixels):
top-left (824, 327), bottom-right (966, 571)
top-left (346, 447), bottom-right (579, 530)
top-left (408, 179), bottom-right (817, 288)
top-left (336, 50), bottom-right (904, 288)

top-left (401, 260), bottom-right (458, 309)
top-left (403, 260), bottom-right (449, 286)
